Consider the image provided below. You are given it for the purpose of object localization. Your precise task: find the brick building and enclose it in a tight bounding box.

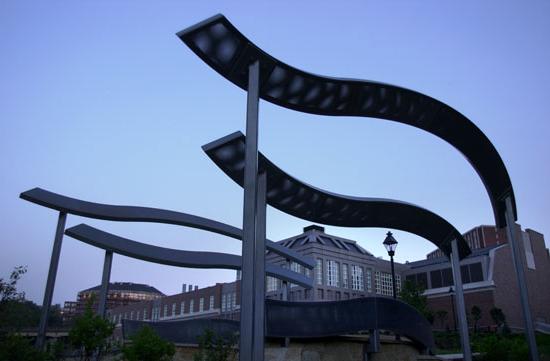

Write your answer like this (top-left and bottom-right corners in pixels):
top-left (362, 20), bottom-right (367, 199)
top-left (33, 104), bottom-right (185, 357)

top-left (107, 224), bottom-right (550, 332)
top-left (404, 224), bottom-right (550, 330)
top-left (75, 282), bottom-right (164, 316)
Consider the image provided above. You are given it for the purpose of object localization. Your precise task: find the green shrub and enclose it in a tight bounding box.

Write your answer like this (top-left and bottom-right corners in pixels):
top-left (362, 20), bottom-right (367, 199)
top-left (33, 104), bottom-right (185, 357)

top-left (193, 328), bottom-right (237, 361)
top-left (0, 334), bottom-right (47, 361)
top-left (122, 325), bottom-right (175, 361)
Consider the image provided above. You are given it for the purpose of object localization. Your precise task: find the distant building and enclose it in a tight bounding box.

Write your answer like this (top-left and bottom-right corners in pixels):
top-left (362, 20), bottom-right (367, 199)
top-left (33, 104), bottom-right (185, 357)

top-left (404, 225), bottom-right (550, 330)
top-left (76, 282), bottom-right (164, 316)
top-left (108, 224), bottom-right (550, 332)
top-left (107, 281), bottom-right (240, 326)
top-left (61, 301), bottom-right (77, 323)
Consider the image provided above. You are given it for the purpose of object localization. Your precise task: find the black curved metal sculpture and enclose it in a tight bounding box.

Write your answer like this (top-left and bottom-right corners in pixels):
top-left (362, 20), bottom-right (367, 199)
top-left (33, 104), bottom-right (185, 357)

top-left (203, 131), bottom-right (470, 259)
top-left (177, 13), bottom-right (516, 228)
top-left (20, 187), bottom-right (314, 269)
top-left (122, 297), bottom-right (434, 351)
top-left (65, 223), bottom-right (313, 288)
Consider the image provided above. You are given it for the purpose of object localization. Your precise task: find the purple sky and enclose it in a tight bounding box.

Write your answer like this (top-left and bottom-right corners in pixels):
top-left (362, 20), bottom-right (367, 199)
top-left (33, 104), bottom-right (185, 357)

top-left (1, 1), bottom-right (549, 305)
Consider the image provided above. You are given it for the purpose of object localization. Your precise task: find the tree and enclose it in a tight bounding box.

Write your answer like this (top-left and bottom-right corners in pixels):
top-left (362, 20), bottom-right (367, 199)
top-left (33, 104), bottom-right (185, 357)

top-left (399, 280), bottom-right (433, 322)
top-left (0, 266), bottom-right (27, 302)
top-left (122, 325), bottom-right (175, 361)
top-left (0, 333), bottom-right (47, 361)
top-left (471, 305), bottom-right (482, 333)
top-left (490, 307), bottom-right (507, 333)
top-left (193, 328), bottom-right (237, 361)
top-left (69, 300), bottom-right (114, 361)
top-left (435, 310), bottom-right (448, 330)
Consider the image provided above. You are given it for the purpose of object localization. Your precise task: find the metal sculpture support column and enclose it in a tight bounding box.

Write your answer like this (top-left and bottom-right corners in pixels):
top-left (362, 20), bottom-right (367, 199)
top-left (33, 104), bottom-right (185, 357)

top-left (505, 196), bottom-right (539, 361)
top-left (253, 172), bottom-right (266, 361)
top-left (36, 212), bottom-right (67, 350)
top-left (97, 251), bottom-right (113, 318)
top-left (450, 239), bottom-right (472, 361)
top-left (240, 60), bottom-right (260, 361)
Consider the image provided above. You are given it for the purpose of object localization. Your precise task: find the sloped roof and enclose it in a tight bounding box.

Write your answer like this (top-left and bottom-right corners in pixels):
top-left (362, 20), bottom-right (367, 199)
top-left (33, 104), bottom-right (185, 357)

top-left (277, 225), bottom-right (373, 256)
top-left (406, 243), bottom-right (504, 269)
top-left (80, 282), bottom-right (164, 295)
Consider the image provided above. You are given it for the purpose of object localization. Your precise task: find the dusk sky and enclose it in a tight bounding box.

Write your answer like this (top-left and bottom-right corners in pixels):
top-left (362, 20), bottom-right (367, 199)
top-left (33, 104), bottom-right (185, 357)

top-left (1, 1), bottom-right (549, 306)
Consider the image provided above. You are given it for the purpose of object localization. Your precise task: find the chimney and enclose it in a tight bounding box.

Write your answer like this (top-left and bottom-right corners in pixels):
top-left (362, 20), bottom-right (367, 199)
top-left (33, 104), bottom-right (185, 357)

top-left (182, 284), bottom-right (187, 293)
top-left (194, 285), bottom-right (199, 291)
top-left (188, 285), bottom-right (193, 292)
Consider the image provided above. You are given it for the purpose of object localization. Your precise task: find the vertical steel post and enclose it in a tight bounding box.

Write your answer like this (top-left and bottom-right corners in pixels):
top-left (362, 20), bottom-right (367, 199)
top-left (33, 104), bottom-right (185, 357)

top-left (504, 196), bottom-right (539, 361)
top-left (450, 239), bottom-right (472, 361)
top-left (252, 172), bottom-right (266, 361)
top-left (36, 212), bottom-right (67, 350)
top-left (239, 60), bottom-right (260, 361)
top-left (390, 255), bottom-right (396, 299)
top-left (97, 251), bottom-right (113, 318)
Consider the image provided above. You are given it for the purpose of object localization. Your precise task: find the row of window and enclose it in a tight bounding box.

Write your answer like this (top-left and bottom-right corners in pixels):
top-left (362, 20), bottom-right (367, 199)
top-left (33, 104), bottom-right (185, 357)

top-left (405, 262), bottom-right (484, 289)
top-left (221, 292), bottom-right (237, 312)
top-left (267, 259), bottom-right (400, 296)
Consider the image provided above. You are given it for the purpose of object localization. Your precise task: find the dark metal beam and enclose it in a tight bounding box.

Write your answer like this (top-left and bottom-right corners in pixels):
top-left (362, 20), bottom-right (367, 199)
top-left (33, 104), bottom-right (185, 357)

top-left (97, 250), bottom-right (113, 318)
top-left (20, 187), bottom-right (314, 269)
top-left (203, 131), bottom-right (471, 259)
top-left (239, 60), bottom-right (260, 361)
top-left (36, 212), bottom-right (66, 350)
top-left (177, 14), bottom-right (516, 228)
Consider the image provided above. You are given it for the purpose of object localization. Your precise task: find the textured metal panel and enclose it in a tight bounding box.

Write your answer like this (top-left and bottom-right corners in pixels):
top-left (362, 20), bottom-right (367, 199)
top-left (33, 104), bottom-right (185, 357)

top-left (64, 224), bottom-right (313, 288)
top-left (203, 132), bottom-right (471, 259)
top-left (177, 14), bottom-right (516, 228)
top-left (123, 318), bottom-right (239, 345)
top-left (122, 297), bottom-right (434, 351)
top-left (265, 298), bottom-right (434, 351)
top-left (20, 187), bottom-right (314, 269)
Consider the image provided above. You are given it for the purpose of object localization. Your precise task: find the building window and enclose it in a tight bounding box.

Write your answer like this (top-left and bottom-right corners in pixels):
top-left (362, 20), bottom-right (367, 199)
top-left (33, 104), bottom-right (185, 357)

top-left (366, 268), bottom-right (372, 292)
top-left (221, 294), bottom-right (227, 312)
top-left (405, 272), bottom-right (428, 289)
top-left (209, 295), bottom-right (214, 310)
top-left (199, 297), bottom-right (204, 312)
top-left (291, 262), bottom-right (302, 288)
top-left (189, 300), bottom-right (194, 314)
top-left (375, 271), bottom-right (401, 296)
top-left (266, 276), bottom-right (278, 292)
top-left (181, 301), bottom-right (185, 314)
top-left (143, 309), bottom-right (148, 320)
top-left (163, 305), bottom-right (167, 318)
top-left (130, 311), bottom-right (134, 320)
top-left (430, 268), bottom-right (454, 288)
top-left (232, 292), bottom-right (237, 309)
top-left (342, 264), bottom-right (349, 288)
top-left (137, 311), bottom-right (140, 320)
top-left (326, 260), bottom-right (340, 287)
top-left (172, 303), bottom-right (176, 316)
top-left (316, 258), bottom-right (323, 285)
top-left (317, 289), bottom-right (324, 300)
top-left (351, 265), bottom-right (364, 291)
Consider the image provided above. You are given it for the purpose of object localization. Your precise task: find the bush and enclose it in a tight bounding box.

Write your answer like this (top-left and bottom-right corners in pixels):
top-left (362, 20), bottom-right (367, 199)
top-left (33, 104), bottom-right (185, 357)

top-left (68, 302), bottom-right (114, 360)
top-left (0, 333), bottom-right (47, 361)
top-left (122, 325), bottom-right (175, 361)
top-left (475, 334), bottom-right (529, 361)
top-left (193, 328), bottom-right (237, 361)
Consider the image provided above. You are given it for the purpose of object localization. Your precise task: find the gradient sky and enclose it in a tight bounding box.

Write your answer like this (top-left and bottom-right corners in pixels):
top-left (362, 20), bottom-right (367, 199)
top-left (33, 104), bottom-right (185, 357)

top-left (1, 0), bottom-right (549, 305)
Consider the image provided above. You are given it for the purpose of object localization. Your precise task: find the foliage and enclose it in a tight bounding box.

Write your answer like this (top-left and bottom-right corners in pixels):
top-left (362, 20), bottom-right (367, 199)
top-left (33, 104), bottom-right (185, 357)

top-left (0, 333), bottom-right (48, 361)
top-left (471, 305), bottom-right (482, 333)
top-left (193, 328), bottom-right (237, 361)
top-left (399, 280), bottom-right (433, 322)
top-left (489, 307), bottom-right (509, 334)
top-left (0, 266), bottom-right (62, 332)
top-left (68, 300), bottom-right (114, 361)
top-left (0, 266), bottom-right (27, 302)
top-left (475, 333), bottom-right (529, 361)
top-left (122, 325), bottom-right (175, 361)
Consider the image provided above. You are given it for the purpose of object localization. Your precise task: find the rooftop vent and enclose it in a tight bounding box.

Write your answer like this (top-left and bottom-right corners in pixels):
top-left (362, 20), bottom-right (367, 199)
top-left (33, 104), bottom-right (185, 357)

top-left (303, 225), bottom-right (325, 233)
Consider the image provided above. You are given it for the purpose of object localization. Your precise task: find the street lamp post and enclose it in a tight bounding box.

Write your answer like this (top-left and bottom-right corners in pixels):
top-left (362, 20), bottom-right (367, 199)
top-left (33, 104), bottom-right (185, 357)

top-left (383, 231), bottom-right (398, 299)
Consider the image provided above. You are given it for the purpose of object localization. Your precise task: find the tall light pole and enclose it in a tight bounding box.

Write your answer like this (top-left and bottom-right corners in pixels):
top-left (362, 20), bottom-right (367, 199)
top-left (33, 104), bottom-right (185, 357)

top-left (383, 231), bottom-right (398, 299)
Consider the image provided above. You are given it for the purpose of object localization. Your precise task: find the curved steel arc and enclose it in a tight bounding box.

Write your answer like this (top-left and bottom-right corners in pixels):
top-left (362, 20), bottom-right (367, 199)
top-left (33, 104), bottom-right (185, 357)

top-left (203, 132), bottom-right (471, 259)
top-left (265, 297), bottom-right (435, 351)
top-left (65, 224), bottom-right (313, 288)
top-left (177, 14), bottom-right (516, 227)
top-left (123, 297), bottom-right (435, 351)
top-left (20, 187), bottom-right (314, 269)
